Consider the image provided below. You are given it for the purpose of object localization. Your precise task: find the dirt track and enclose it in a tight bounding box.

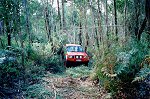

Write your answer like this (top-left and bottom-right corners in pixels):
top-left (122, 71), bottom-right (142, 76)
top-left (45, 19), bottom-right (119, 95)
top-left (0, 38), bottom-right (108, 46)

top-left (43, 66), bottom-right (110, 99)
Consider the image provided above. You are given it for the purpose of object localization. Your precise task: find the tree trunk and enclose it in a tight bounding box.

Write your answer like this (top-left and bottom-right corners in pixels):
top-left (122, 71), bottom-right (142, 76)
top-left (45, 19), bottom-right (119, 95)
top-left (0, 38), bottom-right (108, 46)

top-left (4, 0), bottom-right (11, 46)
top-left (79, 21), bottom-right (82, 45)
top-left (124, 0), bottom-right (127, 40)
top-left (146, 0), bottom-right (150, 47)
top-left (6, 20), bottom-right (11, 46)
top-left (57, 0), bottom-right (62, 30)
top-left (92, 10), bottom-right (99, 48)
top-left (16, 0), bottom-right (23, 63)
top-left (134, 0), bottom-right (140, 39)
top-left (62, 0), bottom-right (65, 30)
top-left (88, 1), bottom-right (100, 48)
top-left (137, 0), bottom-right (150, 40)
top-left (105, 0), bottom-right (109, 40)
top-left (84, 8), bottom-right (89, 52)
top-left (97, 0), bottom-right (102, 43)
top-left (114, 0), bottom-right (118, 41)
top-left (145, 0), bottom-right (150, 32)
top-left (137, 17), bottom-right (147, 40)
top-left (24, 0), bottom-right (31, 44)
top-left (105, 0), bottom-right (110, 48)
top-left (44, 0), bottom-right (52, 42)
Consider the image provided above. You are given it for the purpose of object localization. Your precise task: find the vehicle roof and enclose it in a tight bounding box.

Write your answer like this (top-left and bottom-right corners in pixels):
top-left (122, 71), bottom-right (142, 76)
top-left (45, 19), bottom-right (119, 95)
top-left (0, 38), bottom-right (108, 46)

top-left (65, 44), bottom-right (81, 46)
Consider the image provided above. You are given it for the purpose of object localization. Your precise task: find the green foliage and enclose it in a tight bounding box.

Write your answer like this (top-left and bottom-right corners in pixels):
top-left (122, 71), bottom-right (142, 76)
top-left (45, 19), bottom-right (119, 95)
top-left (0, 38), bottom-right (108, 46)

top-left (95, 37), bottom-right (150, 98)
top-left (0, 0), bottom-right (149, 98)
top-left (26, 45), bottom-right (41, 61)
top-left (21, 44), bottom-right (64, 98)
top-left (114, 39), bottom-right (149, 82)
top-left (0, 50), bottom-right (21, 98)
top-left (133, 68), bottom-right (150, 82)
top-left (72, 10), bottom-right (79, 25)
top-left (25, 60), bottom-right (46, 80)
top-left (26, 42), bottom-right (65, 73)
top-left (26, 84), bottom-right (54, 98)
top-left (66, 66), bottom-right (92, 78)
top-left (0, 36), bottom-right (7, 49)
top-left (44, 55), bottom-right (65, 73)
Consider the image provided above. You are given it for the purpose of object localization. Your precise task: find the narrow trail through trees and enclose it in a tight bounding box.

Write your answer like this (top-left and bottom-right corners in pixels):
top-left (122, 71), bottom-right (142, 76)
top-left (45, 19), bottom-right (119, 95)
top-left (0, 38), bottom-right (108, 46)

top-left (42, 66), bottom-right (110, 99)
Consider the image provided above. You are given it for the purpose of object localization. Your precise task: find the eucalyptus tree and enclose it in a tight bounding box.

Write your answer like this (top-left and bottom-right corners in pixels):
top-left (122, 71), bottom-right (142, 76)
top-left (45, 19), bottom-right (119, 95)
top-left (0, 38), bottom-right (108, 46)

top-left (57, 0), bottom-right (62, 29)
top-left (105, 0), bottom-right (109, 41)
top-left (74, 0), bottom-right (84, 45)
top-left (0, 0), bottom-right (16, 46)
top-left (62, 0), bottom-right (67, 30)
top-left (129, 0), bottom-right (150, 40)
top-left (124, 0), bottom-right (127, 39)
top-left (89, 0), bottom-right (100, 48)
top-left (97, 0), bottom-right (102, 44)
top-left (114, 0), bottom-right (118, 41)
top-left (73, 0), bottom-right (90, 51)
top-left (137, 0), bottom-right (150, 41)
top-left (44, 0), bottom-right (52, 42)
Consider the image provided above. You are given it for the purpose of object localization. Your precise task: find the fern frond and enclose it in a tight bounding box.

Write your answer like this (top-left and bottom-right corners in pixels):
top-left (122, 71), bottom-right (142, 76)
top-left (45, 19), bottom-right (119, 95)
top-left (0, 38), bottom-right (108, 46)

top-left (132, 68), bottom-right (150, 82)
top-left (101, 67), bottom-right (117, 78)
top-left (115, 64), bottom-right (128, 75)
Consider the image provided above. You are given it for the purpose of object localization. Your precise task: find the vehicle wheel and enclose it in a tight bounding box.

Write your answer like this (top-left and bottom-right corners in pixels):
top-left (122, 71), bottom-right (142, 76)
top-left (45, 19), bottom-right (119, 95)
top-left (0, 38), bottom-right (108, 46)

top-left (64, 61), bottom-right (70, 68)
top-left (84, 62), bottom-right (89, 66)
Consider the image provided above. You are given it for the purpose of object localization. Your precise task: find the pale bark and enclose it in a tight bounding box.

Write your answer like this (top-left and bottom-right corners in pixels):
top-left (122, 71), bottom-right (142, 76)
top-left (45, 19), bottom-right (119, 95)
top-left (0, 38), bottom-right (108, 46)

top-left (97, 0), bottom-right (102, 43)
top-left (124, 0), bottom-right (127, 39)
top-left (44, 0), bottom-right (52, 42)
top-left (105, 0), bottom-right (109, 40)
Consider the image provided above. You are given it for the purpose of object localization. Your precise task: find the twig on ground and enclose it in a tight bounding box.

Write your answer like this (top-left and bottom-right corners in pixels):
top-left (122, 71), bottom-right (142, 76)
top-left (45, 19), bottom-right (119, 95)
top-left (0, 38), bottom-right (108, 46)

top-left (52, 83), bottom-right (57, 99)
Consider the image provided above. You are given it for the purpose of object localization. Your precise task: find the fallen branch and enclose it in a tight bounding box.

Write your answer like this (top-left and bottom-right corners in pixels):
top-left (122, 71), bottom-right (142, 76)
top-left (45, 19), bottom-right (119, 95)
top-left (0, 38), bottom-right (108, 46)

top-left (52, 83), bottom-right (57, 99)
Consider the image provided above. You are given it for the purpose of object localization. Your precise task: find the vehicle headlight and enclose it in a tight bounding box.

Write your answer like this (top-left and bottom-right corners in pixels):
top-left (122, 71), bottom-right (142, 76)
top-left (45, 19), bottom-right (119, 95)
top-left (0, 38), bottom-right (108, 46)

top-left (68, 55), bottom-right (74, 58)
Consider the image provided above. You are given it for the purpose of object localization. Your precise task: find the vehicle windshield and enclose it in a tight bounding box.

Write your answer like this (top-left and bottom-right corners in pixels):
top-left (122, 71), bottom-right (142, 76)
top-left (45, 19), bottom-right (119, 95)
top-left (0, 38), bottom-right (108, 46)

top-left (66, 46), bottom-right (84, 52)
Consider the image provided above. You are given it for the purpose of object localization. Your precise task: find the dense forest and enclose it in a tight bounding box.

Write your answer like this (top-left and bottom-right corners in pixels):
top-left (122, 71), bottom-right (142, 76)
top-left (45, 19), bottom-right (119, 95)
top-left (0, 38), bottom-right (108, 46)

top-left (0, 0), bottom-right (150, 98)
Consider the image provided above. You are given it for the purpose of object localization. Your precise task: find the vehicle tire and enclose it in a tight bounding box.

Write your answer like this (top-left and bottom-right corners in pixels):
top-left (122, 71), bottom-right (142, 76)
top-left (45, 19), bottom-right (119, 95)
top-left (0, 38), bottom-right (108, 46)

top-left (84, 62), bottom-right (89, 66)
top-left (64, 61), bottom-right (70, 68)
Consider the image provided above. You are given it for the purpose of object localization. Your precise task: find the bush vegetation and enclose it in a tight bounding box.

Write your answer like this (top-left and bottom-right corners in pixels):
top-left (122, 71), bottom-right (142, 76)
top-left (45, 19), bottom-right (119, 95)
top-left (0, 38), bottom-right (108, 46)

top-left (94, 35), bottom-right (150, 98)
top-left (0, 41), bottom-right (65, 98)
top-left (0, 0), bottom-right (150, 98)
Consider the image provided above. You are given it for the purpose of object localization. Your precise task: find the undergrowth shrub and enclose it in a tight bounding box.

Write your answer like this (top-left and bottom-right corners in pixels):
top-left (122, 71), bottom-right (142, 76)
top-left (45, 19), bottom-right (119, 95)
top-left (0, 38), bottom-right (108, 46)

top-left (95, 38), bottom-right (150, 98)
top-left (0, 62), bottom-right (20, 87)
top-left (25, 84), bottom-right (55, 99)
top-left (0, 37), bottom-right (7, 49)
top-left (24, 42), bottom-right (64, 84)
top-left (43, 55), bottom-right (65, 73)
top-left (0, 49), bottom-right (22, 98)
top-left (26, 42), bottom-right (64, 74)
top-left (22, 42), bottom-right (65, 98)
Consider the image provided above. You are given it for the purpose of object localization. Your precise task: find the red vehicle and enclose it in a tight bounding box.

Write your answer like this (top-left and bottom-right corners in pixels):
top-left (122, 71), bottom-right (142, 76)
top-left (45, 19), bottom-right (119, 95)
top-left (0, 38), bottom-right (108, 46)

top-left (62, 44), bottom-right (89, 67)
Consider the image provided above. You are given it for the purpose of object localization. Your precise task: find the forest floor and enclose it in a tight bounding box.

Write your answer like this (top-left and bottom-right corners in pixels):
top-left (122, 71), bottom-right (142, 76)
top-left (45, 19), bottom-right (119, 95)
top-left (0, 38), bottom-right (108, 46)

top-left (42, 66), bottom-right (110, 99)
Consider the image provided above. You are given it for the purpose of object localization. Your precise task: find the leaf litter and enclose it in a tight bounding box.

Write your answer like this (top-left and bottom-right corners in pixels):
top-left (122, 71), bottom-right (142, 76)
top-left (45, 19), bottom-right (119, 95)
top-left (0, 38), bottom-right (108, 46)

top-left (42, 66), bottom-right (110, 99)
